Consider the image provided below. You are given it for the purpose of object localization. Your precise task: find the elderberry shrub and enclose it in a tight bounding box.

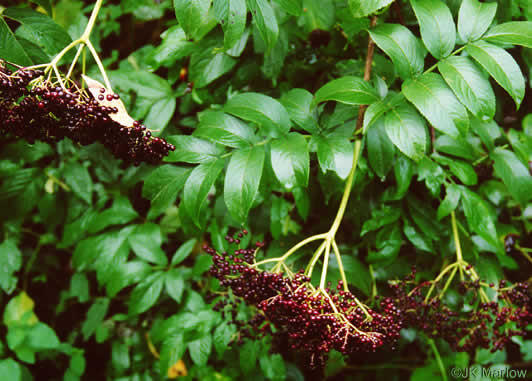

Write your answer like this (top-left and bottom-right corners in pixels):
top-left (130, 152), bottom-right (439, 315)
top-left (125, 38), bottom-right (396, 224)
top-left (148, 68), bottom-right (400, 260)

top-left (0, 62), bottom-right (175, 165)
top-left (391, 268), bottom-right (531, 354)
top-left (205, 231), bottom-right (402, 369)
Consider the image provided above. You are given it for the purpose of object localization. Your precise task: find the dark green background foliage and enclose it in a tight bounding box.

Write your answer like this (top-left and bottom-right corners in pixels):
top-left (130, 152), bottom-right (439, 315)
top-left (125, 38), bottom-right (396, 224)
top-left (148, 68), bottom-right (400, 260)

top-left (0, 0), bottom-right (531, 380)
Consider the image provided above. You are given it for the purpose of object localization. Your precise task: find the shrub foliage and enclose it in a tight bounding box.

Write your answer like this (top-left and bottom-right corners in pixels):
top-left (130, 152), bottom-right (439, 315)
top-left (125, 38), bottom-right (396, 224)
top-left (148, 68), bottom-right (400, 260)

top-left (0, 0), bottom-right (531, 380)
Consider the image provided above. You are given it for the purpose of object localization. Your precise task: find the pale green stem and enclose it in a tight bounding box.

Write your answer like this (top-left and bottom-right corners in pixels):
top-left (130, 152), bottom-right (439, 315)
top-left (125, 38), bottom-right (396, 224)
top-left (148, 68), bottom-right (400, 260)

top-left (306, 240), bottom-right (327, 278)
top-left (439, 266), bottom-right (458, 298)
top-left (424, 263), bottom-right (458, 303)
top-left (66, 45), bottom-right (85, 80)
top-left (331, 239), bottom-right (348, 292)
top-left (451, 212), bottom-right (463, 263)
top-left (327, 140), bottom-right (362, 237)
top-left (319, 239), bottom-right (331, 289)
top-left (428, 338), bottom-right (448, 381)
top-left (81, 0), bottom-right (104, 41)
top-left (85, 40), bottom-right (113, 91)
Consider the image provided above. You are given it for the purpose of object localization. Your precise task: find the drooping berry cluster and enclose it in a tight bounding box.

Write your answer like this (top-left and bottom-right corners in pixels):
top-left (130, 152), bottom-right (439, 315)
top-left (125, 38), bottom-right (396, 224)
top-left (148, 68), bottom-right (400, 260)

top-left (391, 268), bottom-right (531, 353)
top-left (205, 232), bottom-right (402, 368)
top-left (0, 61), bottom-right (175, 165)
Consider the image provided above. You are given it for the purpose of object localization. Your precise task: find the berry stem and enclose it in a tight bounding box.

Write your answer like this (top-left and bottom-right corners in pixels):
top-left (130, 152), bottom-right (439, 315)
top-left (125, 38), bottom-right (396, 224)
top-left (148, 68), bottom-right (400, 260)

top-left (327, 139), bottom-right (362, 238)
top-left (66, 45), bottom-right (85, 80)
top-left (305, 240), bottom-right (327, 278)
top-left (332, 240), bottom-right (348, 292)
top-left (85, 39), bottom-right (113, 91)
top-left (26, 0), bottom-right (112, 91)
top-left (427, 338), bottom-right (448, 381)
top-left (451, 211), bottom-right (463, 263)
top-left (319, 238), bottom-right (331, 289)
top-left (81, 0), bottom-right (105, 42)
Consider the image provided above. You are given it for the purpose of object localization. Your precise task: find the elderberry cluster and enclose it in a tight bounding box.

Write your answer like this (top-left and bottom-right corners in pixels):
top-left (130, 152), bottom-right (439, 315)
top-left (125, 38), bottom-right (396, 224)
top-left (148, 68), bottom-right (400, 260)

top-left (0, 62), bottom-right (175, 165)
top-left (390, 268), bottom-right (531, 353)
top-left (205, 232), bottom-right (402, 368)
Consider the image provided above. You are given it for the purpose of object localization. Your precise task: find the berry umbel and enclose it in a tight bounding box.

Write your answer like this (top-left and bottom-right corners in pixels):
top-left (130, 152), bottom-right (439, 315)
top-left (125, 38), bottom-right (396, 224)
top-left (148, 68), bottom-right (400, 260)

top-left (0, 61), bottom-right (175, 165)
top-left (205, 231), bottom-right (402, 369)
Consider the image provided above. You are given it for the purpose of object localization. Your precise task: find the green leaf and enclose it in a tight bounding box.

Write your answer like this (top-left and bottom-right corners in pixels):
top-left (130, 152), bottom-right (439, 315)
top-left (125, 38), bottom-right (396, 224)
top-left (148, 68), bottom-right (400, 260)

top-left (240, 340), bottom-right (258, 374)
top-left (87, 196), bottom-right (138, 233)
top-left (128, 223), bottom-right (168, 266)
top-left (0, 17), bottom-right (33, 66)
top-left (184, 159), bottom-right (225, 226)
top-left (189, 48), bottom-right (237, 88)
top-left (384, 102), bottom-right (427, 161)
top-left (159, 334), bottom-right (185, 377)
top-left (363, 92), bottom-right (404, 132)
top-left (457, 0), bottom-right (498, 43)
top-left (410, 0), bottom-right (456, 59)
top-left (437, 184), bottom-right (461, 220)
top-left (369, 24), bottom-right (425, 79)
top-left (366, 119), bottom-right (395, 178)
top-left (92, 227), bottom-right (136, 286)
top-left (280, 88), bottom-right (314, 127)
top-left (333, 256), bottom-right (372, 295)
top-left (449, 161), bottom-right (478, 186)
top-left (273, 0), bottom-right (302, 16)
top-left (402, 73), bottom-right (469, 138)
top-left (466, 41), bottom-right (525, 108)
top-left (0, 359), bottom-right (21, 381)
top-left (188, 335), bottom-right (212, 366)
top-left (217, 0), bottom-right (247, 50)
top-left (313, 76), bottom-right (379, 106)
top-left (166, 136), bottom-right (224, 164)
top-left (70, 273), bottom-right (90, 303)
top-left (105, 260), bottom-right (152, 297)
top-left (315, 135), bottom-right (354, 180)
top-left (271, 133), bottom-right (309, 189)
top-left (214, 322), bottom-right (237, 356)
top-left (143, 96), bottom-right (176, 133)
top-left (143, 165), bottom-right (190, 220)
top-left (432, 153), bottom-right (478, 185)
top-left (224, 146), bottom-right (265, 221)
top-left (293, 187), bottom-right (310, 221)
top-left (165, 269), bottom-right (186, 303)
top-left (460, 187), bottom-right (500, 250)
top-left (403, 217), bottom-right (433, 252)
top-left (437, 56), bottom-right (496, 120)
top-left (302, 0), bottom-right (334, 30)
top-left (225, 93), bottom-right (291, 137)
top-left (27, 323), bottom-right (60, 349)
top-left (484, 21), bottom-right (532, 48)
top-left (348, 0), bottom-right (394, 18)
top-left (173, 0), bottom-right (215, 40)
top-left (82, 298), bottom-right (110, 340)
top-left (171, 239), bottom-right (198, 266)
top-left (491, 148), bottom-right (532, 205)
top-left (260, 354), bottom-right (286, 381)
top-left (147, 26), bottom-right (194, 70)
top-left (194, 111), bottom-right (256, 148)
top-left (394, 155), bottom-right (415, 199)
top-left (407, 197), bottom-right (440, 240)
top-left (4, 292), bottom-right (37, 328)
top-left (270, 196), bottom-right (291, 239)
top-left (247, 0), bottom-right (278, 52)
top-left (110, 70), bottom-right (172, 100)
top-left (63, 162), bottom-right (92, 204)
top-left (128, 272), bottom-right (165, 315)
top-left (417, 157), bottom-right (445, 197)
top-left (0, 240), bottom-right (22, 294)
top-left (3, 8), bottom-right (72, 61)
top-left (192, 254), bottom-right (213, 276)
top-left (111, 342), bottom-right (130, 373)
